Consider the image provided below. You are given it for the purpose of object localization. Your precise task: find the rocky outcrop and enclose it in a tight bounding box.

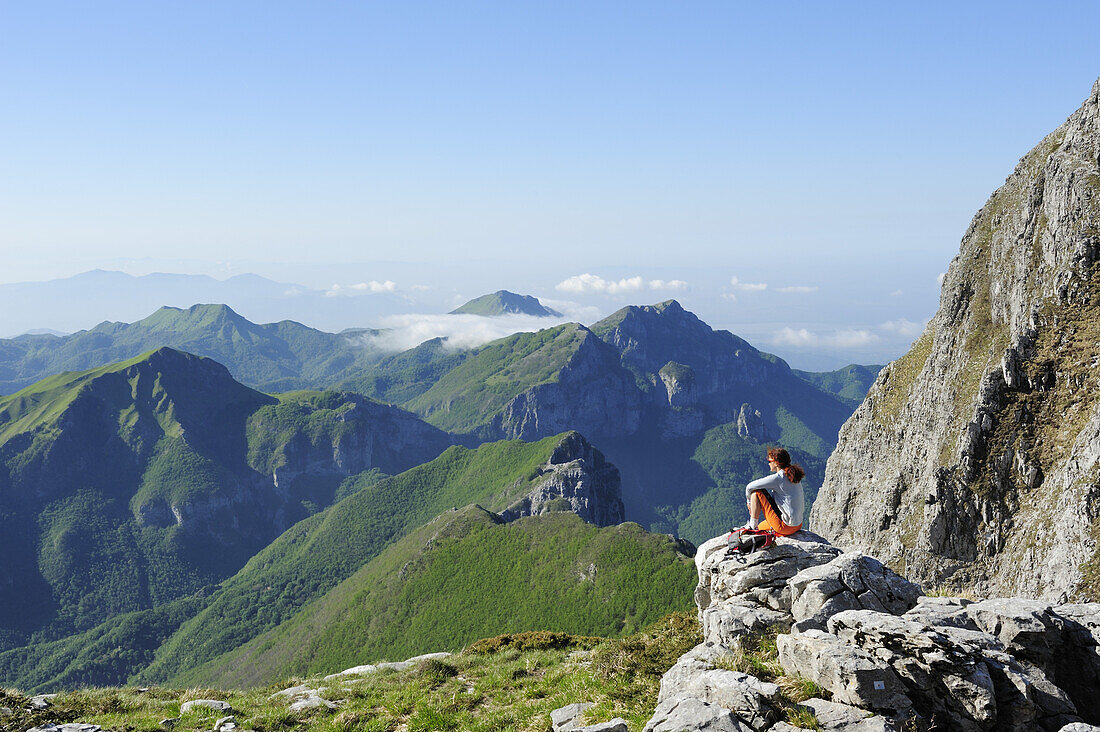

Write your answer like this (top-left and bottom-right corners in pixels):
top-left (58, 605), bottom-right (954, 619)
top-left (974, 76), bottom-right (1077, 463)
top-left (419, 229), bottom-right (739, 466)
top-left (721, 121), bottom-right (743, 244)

top-left (811, 78), bottom-right (1100, 602)
top-left (492, 328), bottom-right (644, 441)
top-left (498, 432), bottom-right (625, 526)
top-left (633, 530), bottom-right (1100, 730)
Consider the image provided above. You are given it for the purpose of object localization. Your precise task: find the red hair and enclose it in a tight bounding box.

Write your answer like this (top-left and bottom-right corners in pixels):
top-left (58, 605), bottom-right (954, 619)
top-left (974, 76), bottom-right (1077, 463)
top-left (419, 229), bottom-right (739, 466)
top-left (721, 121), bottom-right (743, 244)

top-left (768, 447), bottom-right (804, 484)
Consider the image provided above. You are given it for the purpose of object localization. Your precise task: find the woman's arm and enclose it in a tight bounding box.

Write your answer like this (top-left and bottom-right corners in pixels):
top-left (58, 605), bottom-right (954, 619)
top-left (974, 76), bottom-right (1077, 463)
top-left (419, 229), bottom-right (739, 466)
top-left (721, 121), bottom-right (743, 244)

top-left (745, 471), bottom-right (782, 499)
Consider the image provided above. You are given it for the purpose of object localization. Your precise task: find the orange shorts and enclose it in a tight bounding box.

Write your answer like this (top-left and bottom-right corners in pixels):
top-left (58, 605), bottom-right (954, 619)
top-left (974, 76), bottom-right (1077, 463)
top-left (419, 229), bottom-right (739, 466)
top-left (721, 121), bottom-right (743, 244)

top-left (752, 489), bottom-right (802, 536)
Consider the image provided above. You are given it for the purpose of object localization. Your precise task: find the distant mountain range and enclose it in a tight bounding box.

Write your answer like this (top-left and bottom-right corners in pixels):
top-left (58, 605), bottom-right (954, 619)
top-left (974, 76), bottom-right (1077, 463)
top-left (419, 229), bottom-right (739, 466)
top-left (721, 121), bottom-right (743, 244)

top-left (0, 298), bottom-right (882, 690)
top-left (0, 269), bottom-right (412, 337)
top-left (0, 347), bottom-right (680, 689)
top-left (0, 300), bottom-right (880, 541)
top-left (450, 290), bottom-right (562, 317)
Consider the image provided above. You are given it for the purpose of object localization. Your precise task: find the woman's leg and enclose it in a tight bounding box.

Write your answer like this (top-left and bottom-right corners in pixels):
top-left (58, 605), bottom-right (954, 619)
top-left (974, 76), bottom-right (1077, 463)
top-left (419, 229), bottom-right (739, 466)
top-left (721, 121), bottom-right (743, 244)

top-left (751, 489), bottom-right (802, 536)
top-left (747, 491), bottom-right (762, 527)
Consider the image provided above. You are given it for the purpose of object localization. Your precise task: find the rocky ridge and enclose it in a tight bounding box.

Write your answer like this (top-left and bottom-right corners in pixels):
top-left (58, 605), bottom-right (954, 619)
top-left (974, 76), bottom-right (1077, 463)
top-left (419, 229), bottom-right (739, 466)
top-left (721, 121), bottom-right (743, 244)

top-left (811, 78), bottom-right (1100, 600)
top-left (554, 531), bottom-right (1100, 731)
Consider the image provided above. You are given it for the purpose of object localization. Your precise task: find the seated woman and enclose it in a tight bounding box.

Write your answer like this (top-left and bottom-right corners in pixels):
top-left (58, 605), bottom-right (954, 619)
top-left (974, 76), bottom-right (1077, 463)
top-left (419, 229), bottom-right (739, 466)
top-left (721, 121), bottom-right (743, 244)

top-left (744, 447), bottom-right (805, 536)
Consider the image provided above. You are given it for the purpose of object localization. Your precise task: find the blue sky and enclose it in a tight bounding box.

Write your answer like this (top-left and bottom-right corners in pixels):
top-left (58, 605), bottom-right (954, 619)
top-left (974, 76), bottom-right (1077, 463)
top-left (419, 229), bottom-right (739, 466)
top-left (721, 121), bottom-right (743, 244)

top-left (2, 2), bottom-right (1099, 368)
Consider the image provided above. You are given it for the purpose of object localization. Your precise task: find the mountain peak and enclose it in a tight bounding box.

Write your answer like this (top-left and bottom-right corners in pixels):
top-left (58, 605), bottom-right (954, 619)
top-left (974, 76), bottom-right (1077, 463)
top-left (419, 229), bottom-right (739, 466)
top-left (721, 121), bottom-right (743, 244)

top-left (450, 291), bottom-right (562, 317)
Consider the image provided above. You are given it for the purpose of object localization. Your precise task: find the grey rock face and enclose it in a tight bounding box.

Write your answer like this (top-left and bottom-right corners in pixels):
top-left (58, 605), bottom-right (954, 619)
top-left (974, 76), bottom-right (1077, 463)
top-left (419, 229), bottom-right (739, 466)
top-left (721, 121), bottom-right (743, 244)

top-left (736, 404), bottom-right (773, 442)
top-left (826, 609), bottom-right (1081, 731)
top-left (493, 328), bottom-right (643, 441)
top-left (810, 78), bottom-right (1100, 602)
top-left (776, 630), bottom-right (911, 715)
top-left (694, 531), bottom-right (841, 649)
top-left (551, 702), bottom-right (595, 731)
top-left (656, 642), bottom-right (782, 730)
top-left (797, 697), bottom-right (900, 732)
top-left (498, 432), bottom-right (625, 526)
top-left (789, 552), bottom-right (922, 632)
top-left (643, 696), bottom-right (752, 732)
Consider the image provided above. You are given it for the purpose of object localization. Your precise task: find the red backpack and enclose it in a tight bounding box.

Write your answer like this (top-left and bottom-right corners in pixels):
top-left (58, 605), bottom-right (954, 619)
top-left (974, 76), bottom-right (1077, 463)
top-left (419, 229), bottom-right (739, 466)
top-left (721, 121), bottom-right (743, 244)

top-left (726, 527), bottom-right (778, 556)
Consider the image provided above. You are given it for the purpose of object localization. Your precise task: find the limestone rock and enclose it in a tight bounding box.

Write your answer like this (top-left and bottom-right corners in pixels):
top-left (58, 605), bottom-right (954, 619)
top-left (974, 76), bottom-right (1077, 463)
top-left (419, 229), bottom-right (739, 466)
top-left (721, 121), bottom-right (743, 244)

top-left (642, 696), bottom-right (752, 732)
top-left (551, 702), bottom-right (594, 731)
top-left (736, 404), bottom-right (773, 442)
top-left (694, 530), bottom-right (840, 648)
top-left (810, 78), bottom-right (1100, 602)
top-left (776, 630), bottom-right (911, 715)
top-left (180, 700), bottom-right (233, 714)
top-left (827, 609), bottom-right (1081, 731)
top-left (789, 552), bottom-right (922, 631)
top-left (288, 695), bottom-right (337, 713)
top-left (498, 432), bottom-right (625, 526)
top-left (574, 719), bottom-right (629, 732)
top-left (797, 697), bottom-right (900, 731)
top-left (656, 642), bottom-right (782, 730)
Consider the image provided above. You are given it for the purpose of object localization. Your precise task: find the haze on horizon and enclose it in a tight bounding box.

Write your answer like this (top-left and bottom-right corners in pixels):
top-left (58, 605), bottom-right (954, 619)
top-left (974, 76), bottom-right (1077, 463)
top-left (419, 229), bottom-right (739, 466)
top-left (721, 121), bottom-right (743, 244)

top-left (2, 1), bottom-right (1099, 369)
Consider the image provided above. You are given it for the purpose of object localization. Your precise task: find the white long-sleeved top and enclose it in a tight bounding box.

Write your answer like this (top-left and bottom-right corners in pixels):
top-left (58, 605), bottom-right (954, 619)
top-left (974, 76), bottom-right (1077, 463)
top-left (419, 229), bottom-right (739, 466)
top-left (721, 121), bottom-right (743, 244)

top-left (745, 470), bottom-right (805, 527)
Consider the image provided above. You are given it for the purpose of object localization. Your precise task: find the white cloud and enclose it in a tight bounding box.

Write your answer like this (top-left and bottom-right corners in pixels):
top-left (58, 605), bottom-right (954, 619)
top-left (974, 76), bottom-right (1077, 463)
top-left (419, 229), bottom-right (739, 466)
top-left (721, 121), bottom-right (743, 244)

top-left (890, 289), bottom-right (904, 297)
top-left (326, 280), bottom-right (397, 296)
top-left (555, 274), bottom-right (686, 295)
top-left (721, 293), bottom-right (738, 302)
top-left (537, 297), bottom-right (603, 323)
top-left (879, 318), bottom-right (926, 337)
top-left (776, 285), bottom-right (818, 294)
top-left (937, 272), bottom-right (947, 285)
top-left (355, 312), bottom-right (572, 353)
top-left (730, 276), bottom-right (767, 292)
top-left (773, 327), bottom-right (879, 349)
top-left (556, 274), bottom-right (644, 294)
top-left (648, 279), bottom-right (688, 291)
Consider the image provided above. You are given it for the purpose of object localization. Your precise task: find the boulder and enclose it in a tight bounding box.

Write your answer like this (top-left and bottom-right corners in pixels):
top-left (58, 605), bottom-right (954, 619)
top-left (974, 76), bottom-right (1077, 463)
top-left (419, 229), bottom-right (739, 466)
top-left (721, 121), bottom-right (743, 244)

top-left (827, 609), bottom-right (1081, 731)
top-left (694, 531), bottom-right (840, 648)
top-left (965, 598), bottom-right (1061, 666)
top-left (551, 702), bottom-right (595, 731)
top-left (788, 552), bottom-right (922, 631)
top-left (798, 697), bottom-right (900, 731)
top-left (656, 642), bottom-right (782, 730)
top-left (642, 696), bottom-right (752, 732)
top-left (574, 719), bottom-right (629, 732)
top-left (775, 630), bottom-right (911, 715)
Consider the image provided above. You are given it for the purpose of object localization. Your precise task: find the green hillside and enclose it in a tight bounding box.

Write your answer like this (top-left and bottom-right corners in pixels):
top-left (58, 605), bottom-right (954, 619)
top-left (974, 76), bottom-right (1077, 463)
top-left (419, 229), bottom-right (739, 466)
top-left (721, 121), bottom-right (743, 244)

top-left (0, 304), bottom-right (383, 394)
top-left (450, 290), bottom-right (563, 317)
top-left (0, 348), bottom-right (276, 650)
top-left (138, 433), bottom-right (582, 684)
top-left (338, 337), bottom-right (469, 404)
top-left (405, 324), bottom-right (600, 434)
top-left (0, 350), bottom-right (460, 690)
top-left (175, 507), bottom-right (695, 688)
top-left (793, 363), bottom-right (883, 406)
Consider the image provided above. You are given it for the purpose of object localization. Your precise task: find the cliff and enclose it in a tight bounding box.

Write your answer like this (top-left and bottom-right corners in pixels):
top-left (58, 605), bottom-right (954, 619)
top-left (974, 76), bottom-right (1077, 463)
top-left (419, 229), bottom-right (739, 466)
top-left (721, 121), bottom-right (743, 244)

top-left (811, 78), bottom-right (1100, 601)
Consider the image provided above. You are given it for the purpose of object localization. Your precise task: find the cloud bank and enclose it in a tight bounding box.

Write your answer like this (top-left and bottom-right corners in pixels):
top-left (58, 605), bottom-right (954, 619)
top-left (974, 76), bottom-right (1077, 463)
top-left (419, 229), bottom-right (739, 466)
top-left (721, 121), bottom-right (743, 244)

top-left (773, 327), bottom-right (879, 349)
top-left (326, 280), bottom-right (398, 296)
top-left (556, 274), bottom-right (687, 295)
top-left (357, 312), bottom-right (574, 353)
top-left (730, 276), bottom-right (767, 292)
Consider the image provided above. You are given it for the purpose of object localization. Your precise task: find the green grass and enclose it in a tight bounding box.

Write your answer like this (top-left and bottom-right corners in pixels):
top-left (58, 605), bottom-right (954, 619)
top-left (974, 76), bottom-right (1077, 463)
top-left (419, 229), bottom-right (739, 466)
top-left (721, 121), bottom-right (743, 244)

top-left (178, 509), bottom-right (696, 688)
top-left (2, 612), bottom-right (703, 732)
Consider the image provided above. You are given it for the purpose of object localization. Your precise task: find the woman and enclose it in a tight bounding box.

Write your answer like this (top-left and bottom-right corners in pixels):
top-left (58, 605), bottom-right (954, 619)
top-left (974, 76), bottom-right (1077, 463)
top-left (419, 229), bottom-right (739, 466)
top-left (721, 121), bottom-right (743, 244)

top-left (744, 447), bottom-right (805, 536)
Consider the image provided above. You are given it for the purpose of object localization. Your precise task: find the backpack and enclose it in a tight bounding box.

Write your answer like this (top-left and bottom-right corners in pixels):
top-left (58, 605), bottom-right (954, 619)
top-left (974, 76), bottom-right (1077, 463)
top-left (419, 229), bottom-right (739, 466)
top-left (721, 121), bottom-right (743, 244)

top-left (725, 527), bottom-right (778, 556)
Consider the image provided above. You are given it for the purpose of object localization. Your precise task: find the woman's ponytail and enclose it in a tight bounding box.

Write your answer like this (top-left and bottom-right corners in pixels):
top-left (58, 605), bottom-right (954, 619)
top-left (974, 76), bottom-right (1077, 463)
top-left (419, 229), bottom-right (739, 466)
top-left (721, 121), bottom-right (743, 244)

top-left (767, 447), bottom-right (804, 484)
